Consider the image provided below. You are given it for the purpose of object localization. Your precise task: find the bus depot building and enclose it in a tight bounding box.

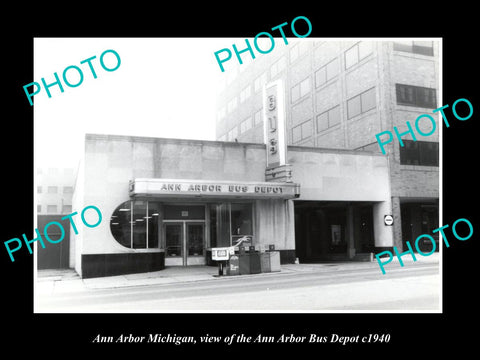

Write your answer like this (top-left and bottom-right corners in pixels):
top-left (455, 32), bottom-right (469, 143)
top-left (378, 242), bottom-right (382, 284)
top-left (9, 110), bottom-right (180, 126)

top-left (59, 132), bottom-right (425, 279)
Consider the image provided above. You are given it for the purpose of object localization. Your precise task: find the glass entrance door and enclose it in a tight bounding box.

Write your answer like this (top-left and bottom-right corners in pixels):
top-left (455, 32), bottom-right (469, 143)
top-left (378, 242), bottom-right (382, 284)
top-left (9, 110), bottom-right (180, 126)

top-left (186, 223), bottom-right (205, 265)
top-left (164, 221), bottom-right (205, 266)
top-left (165, 223), bottom-right (183, 266)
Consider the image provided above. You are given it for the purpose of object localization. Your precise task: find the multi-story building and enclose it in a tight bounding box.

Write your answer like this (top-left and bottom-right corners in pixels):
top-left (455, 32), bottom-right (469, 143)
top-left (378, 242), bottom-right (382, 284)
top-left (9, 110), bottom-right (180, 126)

top-left (36, 167), bottom-right (76, 215)
top-left (215, 39), bottom-right (440, 254)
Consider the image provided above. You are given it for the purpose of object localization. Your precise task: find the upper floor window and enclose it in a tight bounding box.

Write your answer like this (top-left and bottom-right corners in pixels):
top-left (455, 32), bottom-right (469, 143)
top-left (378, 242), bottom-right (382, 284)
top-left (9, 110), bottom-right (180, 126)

top-left (400, 140), bottom-right (439, 166)
top-left (292, 119), bottom-right (312, 144)
top-left (239, 85), bottom-right (251, 103)
top-left (254, 109), bottom-right (263, 127)
top-left (315, 58), bottom-right (339, 88)
top-left (317, 105), bottom-right (341, 132)
top-left (240, 116), bottom-right (253, 134)
top-left (270, 57), bottom-right (286, 78)
top-left (396, 84), bottom-right (437, 108)
top-left (345, 41), bottom-right (373, 69)
top-left (291, 77), bottom-right (311, 103)
top-left (347, 87), bottom-right (376, 119)
top-left (393, 40), bottom-right (434, 56)
top-left (254, 72), bottom-right (267, 93)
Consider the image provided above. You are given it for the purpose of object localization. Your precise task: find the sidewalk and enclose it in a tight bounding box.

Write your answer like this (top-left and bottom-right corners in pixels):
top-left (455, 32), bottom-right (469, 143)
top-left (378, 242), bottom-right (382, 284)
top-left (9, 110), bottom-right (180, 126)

top-left (35, 253), bottom-right (440, 295)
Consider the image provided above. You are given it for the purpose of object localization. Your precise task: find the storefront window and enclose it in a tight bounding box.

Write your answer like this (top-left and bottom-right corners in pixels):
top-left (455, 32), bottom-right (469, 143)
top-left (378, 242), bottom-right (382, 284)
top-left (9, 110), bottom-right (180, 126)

top-left (231, 203), bottom-right (253, 246)
top-left (148, 202), bottom-right (160, 248)
top-left (210, 203), bottom-right (253, 247)
top-left (110, 201), bottom-right (132, 248)
top-left (110, 200), bottom-right (160, 249)
top-left (133, 201), bottom-right (147, 248)
top-left (210, 203), bottom-right (231, 248)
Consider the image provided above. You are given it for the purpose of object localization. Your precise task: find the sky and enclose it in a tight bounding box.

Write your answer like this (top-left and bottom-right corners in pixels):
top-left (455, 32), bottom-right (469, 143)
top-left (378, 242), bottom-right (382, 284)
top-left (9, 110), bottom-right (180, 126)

top-left (34, 37), bottom-right (234, 169)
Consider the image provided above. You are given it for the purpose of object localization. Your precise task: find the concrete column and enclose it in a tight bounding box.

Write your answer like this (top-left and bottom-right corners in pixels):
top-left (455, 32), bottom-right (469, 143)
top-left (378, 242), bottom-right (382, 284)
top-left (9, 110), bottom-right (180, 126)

top-left (347, 204), bottom-right (355, 259)
top-left (285, 200), bottom-right (296, 250)
top-left (373, 200), bottom-right (394, 249)
top-left (391, 196), bottom-right (403, 251)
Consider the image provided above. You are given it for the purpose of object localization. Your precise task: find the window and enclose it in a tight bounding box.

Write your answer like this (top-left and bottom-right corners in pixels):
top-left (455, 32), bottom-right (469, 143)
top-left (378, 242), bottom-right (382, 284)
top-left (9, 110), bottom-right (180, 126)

top-left (358, 41), bottom-right (373, 59)
top-left (315, 58), bottom-right (339, 88)
top-left (348, 95), bottom-right (361, 119)
top-left (227, 126), bottom-right (238, 141)
top-left (132, 201), bottom-right (147, 249)
top-left (315, 67), bottom-right (326, 88)
top-left (291, 77), bottom-right (311, 103)
top-left (240, 117), bottom-right (253, 134)
top-left (231, 203), bottom-right (253, 246)
top-left (63, 186), bottom-right (73, 194)
top-left (62, 205), bottom-right (72, 213)
top-left (393, 40), bottom-right (434, 56)
top-left (345, 45), bottom-right (359, 69)
top-left (289, 41), bottom-right (309, 63)
top-left (345, 41), bottom-right (373, 69)
top-left (254, 109), bottom-right (263, 127)
top-left (347, 87), bottom-right (376, 119)
top-left (47, 186), bottom-right (58, 194)
top-left (396, 84), bottom-right (437, 108)
top-left (110, 200), bottom-right (160, 249)
top-left (239, 85), bottom-right (251, 103)
top-left (361, 87), bottom-right (376, 112)
top-left (37, 186), bottom-right (42, 193)
top-left (227, 96), bottom-right (238, 113)
top-left (254, 72), bottom-right (267, 93)
top-left (270, 57), bottom-right (286, 78)
top-left (290, 44), bottom-right (300, 63)
top-left (217, 106), bottom-right (226, 121)
top-left (400, 140), bottom-right (439, 166)
top-left (292, 120), bottom-right (312, 143)
top-left (316, 105), bottom-right (341, 132)
top-left (210, 203), bottom-right (254, 248)
top-left (47, 205), bottom-right (57, 213)
top-left (210, 203), bottom-right (230, 248)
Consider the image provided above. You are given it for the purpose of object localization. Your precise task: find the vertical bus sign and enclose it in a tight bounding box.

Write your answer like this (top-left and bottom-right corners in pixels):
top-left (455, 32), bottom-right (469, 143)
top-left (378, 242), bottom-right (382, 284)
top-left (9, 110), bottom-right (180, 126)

top-left (263, 80), bottom-right (287, 168)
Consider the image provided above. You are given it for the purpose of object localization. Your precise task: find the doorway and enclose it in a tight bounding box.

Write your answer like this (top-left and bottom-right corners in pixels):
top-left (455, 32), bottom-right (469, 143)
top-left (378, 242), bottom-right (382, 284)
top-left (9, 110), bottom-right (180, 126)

top-left (164, 221), bottom-right (205, 266)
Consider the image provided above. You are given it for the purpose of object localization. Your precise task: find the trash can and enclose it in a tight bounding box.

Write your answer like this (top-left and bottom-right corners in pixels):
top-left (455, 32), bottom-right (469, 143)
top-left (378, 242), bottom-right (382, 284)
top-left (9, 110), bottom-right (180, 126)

top-left (269, 251), bottom-right (281, 272)
top-left (239, 253), bottom-right (250, 275)
top-left (260, 252), bottom-right (271, 273)
top-left (249, 252), bottom-right (261, 274)
top-left (227, 254), bottom-right (240, 276)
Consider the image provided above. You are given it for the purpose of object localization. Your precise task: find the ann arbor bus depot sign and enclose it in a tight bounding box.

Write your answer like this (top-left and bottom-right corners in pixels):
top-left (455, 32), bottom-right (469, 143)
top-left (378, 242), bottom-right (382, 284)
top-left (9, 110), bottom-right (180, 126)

top-left (129, 178), bottom-right (300, 199)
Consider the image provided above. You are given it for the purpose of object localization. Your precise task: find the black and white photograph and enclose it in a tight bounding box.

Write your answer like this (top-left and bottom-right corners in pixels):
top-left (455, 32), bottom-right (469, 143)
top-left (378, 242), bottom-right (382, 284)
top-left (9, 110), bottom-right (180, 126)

top-left (32, 37), bottom-right (442, 313)
top-left (3, 7), bottom-right (478, 354)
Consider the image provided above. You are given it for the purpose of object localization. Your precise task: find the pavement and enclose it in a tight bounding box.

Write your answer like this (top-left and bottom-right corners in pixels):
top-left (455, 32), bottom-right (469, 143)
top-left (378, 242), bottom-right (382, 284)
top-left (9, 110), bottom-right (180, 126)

top-left (35, 252), bottom-right (440, 295)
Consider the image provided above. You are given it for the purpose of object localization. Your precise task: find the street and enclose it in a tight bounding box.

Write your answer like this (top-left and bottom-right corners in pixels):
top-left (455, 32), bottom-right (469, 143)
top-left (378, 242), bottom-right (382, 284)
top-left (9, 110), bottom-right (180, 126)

top-left (35, 259), bottom-right (440, 313)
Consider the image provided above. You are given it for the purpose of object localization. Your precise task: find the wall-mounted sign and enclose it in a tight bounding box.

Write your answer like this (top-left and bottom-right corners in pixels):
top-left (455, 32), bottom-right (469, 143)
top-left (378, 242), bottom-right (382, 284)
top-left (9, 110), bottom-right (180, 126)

top-left (263, 80), bottom-right (287, 169)
top-left (384, 215), bottom-right (394, 226)
top-left (129, 178), bottom-right (300, 199)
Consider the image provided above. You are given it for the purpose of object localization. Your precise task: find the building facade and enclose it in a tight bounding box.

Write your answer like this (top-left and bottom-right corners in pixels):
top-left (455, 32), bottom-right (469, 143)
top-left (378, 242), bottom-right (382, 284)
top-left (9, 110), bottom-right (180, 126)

top-left (69, 133), bottom-right (393, 278)
top-left (215, 39), bottom-right (440, 254)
